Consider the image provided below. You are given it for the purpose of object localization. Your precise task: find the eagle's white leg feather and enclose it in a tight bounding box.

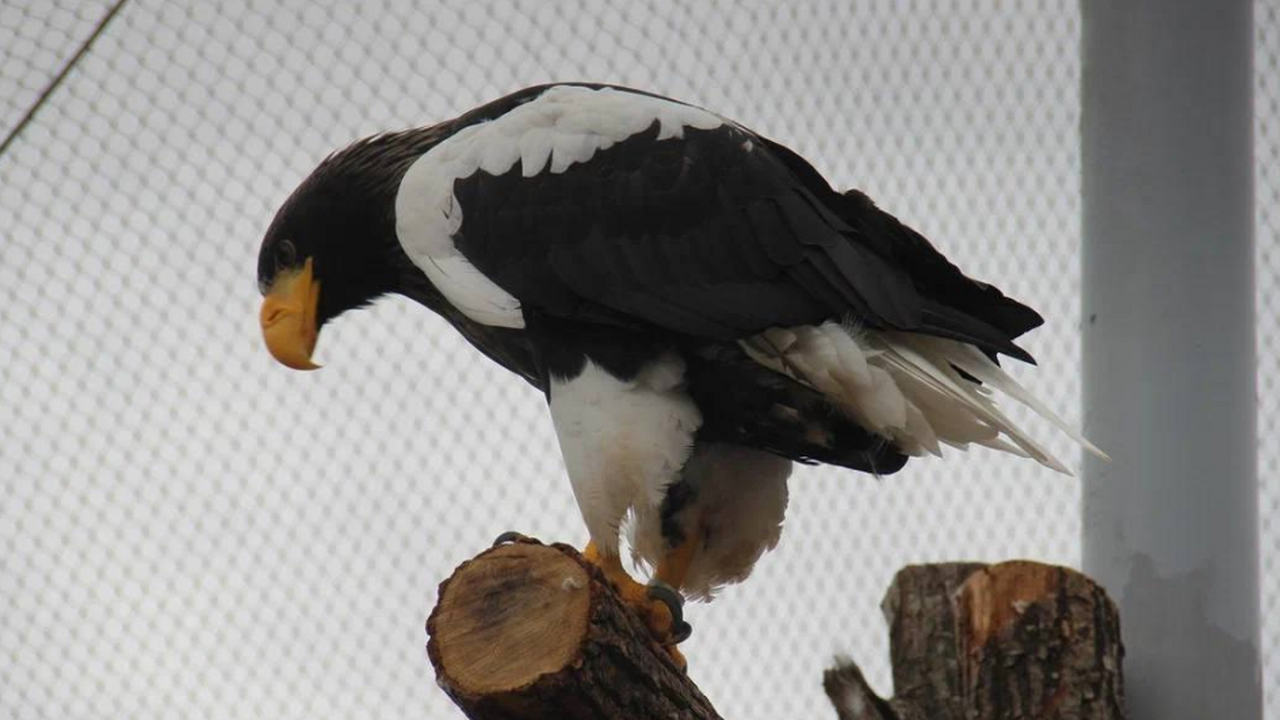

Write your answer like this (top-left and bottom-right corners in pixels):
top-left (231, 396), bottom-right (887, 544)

top-left (628, 444), bottom-right (792, 601)
top-left (742, 322), bottom-right (1105, 473)
top-left (548, 355), bottom-right (702, 556)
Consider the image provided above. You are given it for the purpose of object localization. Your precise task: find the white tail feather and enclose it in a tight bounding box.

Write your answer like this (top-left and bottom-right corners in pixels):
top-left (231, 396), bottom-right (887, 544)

top-left (937, 339), bottom-right (1110, 460)
top-left (741, 323), bottom-right (1106, 473)
top-left (867, 333), bottom-right (1071, 473)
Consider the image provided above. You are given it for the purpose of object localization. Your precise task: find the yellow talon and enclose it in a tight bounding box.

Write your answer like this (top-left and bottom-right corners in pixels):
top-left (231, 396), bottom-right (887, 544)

top-left (582, 541), bottom-right (686, 670)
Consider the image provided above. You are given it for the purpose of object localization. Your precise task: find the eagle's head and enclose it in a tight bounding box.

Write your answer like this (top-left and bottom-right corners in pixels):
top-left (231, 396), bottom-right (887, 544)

top-left (257, 128), bottom-right (443, 370)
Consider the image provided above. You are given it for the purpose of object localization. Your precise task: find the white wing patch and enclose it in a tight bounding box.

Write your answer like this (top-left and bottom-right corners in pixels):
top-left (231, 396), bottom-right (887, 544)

top-left (548, 354), bottom-right (703, 556)
top-left (742, 323), bottom-right (1107, 473)
top-left (394, 85), bottom-right (725, 328)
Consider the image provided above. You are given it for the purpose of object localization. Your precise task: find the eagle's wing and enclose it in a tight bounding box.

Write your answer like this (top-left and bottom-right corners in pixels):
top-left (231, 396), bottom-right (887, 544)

top-left (407, 85), bottom-right (1040, 360)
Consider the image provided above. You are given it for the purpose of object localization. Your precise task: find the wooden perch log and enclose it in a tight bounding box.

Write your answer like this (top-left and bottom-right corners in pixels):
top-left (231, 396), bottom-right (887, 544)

top-left (427, 538), bottom-right (721, 720)
top-left (828, 561), bottom-right (1126, 720)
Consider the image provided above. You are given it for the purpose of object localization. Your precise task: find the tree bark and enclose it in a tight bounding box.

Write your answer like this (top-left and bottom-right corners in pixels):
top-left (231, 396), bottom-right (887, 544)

top-left (427, 538), bottom-right (721, 720)
top-left (428, 545), bottom-right (1122, 720)
top-left (827, 561), bottom-right (1126, 720)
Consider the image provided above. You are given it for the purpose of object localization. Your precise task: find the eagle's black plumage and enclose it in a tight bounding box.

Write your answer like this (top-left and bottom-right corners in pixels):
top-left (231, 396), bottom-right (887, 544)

top-left (449, 98), bottom-right (1042, 363)
top-left (259, 82), bottom-right (1048, 478)
top-left (417, 84), bottom-right (1043, 473)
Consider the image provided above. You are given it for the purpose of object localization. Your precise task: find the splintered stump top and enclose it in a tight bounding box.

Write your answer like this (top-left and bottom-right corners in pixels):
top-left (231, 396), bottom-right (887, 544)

top-left (427, 540), bottom-right (721, 720)
top-left (828, 560), bottom-right (1126, 720)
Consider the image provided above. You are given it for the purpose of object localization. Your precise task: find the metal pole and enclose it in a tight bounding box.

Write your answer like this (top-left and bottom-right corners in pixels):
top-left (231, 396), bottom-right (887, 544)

top-left (1081, 2), bottom-right (1259, 719)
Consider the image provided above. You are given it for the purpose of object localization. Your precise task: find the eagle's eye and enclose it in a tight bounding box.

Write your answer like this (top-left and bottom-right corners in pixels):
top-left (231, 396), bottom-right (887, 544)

top-left (275, 239), bottom-right (298, 270)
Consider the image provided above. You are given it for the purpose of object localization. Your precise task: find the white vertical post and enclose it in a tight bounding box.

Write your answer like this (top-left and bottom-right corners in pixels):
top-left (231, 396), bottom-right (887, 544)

top-left (1081, 2), bottom-right (1259, 718)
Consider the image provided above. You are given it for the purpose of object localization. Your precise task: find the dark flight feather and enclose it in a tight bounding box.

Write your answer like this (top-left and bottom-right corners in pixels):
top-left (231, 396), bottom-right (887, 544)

top-left (447, 113), bottom-right (1040, 363)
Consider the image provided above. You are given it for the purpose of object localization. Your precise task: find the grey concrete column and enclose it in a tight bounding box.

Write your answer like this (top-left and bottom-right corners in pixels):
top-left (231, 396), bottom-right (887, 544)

top-left (1081, 1), bottom-right (1259, 718)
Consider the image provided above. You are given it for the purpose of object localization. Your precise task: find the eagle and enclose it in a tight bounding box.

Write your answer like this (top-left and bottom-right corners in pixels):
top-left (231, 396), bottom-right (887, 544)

top-left (257, 83), bottom-right (1102, 667)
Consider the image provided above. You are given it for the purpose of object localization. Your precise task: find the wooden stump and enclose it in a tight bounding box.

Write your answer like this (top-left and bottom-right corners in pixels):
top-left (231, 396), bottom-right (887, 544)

top-left (427, 545), bottom-right (1123, 720)
top-left (827, 561), bottom-right (1126, 720)
top-left (427, 538), bottom-right (721, 720)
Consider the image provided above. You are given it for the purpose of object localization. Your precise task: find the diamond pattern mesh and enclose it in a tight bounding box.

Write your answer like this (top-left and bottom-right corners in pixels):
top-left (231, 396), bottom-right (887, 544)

top-left (0, 1), bottom-right (1272, 718)
top-left (1255, 2), bottom-right (1279, 717)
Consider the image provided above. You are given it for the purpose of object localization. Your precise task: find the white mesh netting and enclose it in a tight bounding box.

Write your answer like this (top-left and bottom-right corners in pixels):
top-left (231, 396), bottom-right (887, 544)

top-left (0, 1), bottom-right (1272, 718)
top-left (1256, 2), bottom-right (1279, 717)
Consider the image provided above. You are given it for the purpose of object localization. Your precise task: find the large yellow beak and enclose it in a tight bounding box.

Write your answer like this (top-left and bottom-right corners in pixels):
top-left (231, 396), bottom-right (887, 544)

top-left (260, 257), bottom-right (321, 370)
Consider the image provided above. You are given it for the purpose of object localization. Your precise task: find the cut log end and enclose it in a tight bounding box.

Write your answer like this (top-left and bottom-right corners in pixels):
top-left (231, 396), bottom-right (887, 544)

top-left (429, 542), bottom-right (592, 697)
top-left (427, 539), bottom-right (722, 720)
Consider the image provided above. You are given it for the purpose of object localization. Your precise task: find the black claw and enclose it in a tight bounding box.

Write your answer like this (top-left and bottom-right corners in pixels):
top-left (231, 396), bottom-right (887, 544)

top-left (492, 531), bottom-right (528, 547)
top-left (646, 581), bottom-right (691, 644)
top-left (647, 581), bottom-right (684, 613)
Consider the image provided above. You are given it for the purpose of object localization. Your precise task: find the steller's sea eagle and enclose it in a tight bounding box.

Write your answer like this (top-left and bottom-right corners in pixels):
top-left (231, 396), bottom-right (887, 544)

top-left (257, 83), bottom-right (1103, 666)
